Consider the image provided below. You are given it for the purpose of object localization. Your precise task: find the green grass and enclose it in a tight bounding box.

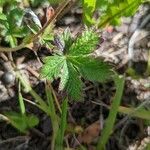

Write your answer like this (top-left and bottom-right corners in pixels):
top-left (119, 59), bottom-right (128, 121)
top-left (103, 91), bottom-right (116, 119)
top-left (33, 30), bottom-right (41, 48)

top-left (97, 75), bottom-right (125, 150)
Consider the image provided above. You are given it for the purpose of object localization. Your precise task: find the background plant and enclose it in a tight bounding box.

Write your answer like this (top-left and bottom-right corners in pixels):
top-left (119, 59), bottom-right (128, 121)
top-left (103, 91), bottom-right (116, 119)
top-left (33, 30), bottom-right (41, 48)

top-left (83, 0), bottom-right (148, 27)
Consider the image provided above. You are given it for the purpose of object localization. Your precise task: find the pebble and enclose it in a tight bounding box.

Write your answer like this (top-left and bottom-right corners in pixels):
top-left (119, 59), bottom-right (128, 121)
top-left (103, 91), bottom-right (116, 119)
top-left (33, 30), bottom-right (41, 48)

top-left (119, 37), bottom-right (128, 46)
top-left (147, 41), bottom-right (150, 48)
top-left (112, 32), bottom-right (124, 44)
top-left (0, 83), bottom-right (10, 102)
top-left (129, 5), bottom-right (149, 34)
top-left (71, 7), bottom-right (83, 14)
top-left (135, 38), bottom-right (149, 48)
top-left (129, 14), bottom-right (141, 33)
top-left (122, 17), bottom-right (132, 24)
top-left (1, 71), bottom-right (15, 85)
top-left (115, 24), bottom-right (129, 34)
top-left (59, 16), bottom-right (80, 26)
top-left (148, 126), bottom-right (150, 136)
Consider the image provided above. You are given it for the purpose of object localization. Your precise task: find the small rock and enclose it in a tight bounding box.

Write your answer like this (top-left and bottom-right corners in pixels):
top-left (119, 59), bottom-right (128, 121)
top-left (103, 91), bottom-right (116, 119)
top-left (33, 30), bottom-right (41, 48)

top-left (112, 33), bottom-right (123, 44)
top-left (102, 30), bottom-right (115, 39)
top-left (115, 24), bottom-right (129, 34)
top-left (119, 38), bottom-right (128, 46)
top-left (122, 17), bottom-right (132, 24)
top-left (147, 41), bottom-right (150, 48)
top-left (147, 126), bottom-right (150, 136)
top-left (62, 16), bottom-right (79, 25)
top-left (1, 72), bottom-right (15, 85)
top-left (0, 83), bottom-right (10, 101)
top-left (72, 7), bottom-right (83, 14)
top-left (129, 13), bottom-right (141, 33)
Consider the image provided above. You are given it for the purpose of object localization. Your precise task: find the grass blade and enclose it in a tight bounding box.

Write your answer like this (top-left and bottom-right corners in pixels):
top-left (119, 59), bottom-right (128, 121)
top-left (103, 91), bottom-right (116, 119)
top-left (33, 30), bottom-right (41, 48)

top-left (45, 83), bottom-right (59, 150)
top-left (96, 75), bottom-right (125, 150)
top-left (18, 83), bottom-right (25, 115)
top-left (55, 98), bottom-right (68, 150)
top-left (118, 106), bottom-right (150, 120)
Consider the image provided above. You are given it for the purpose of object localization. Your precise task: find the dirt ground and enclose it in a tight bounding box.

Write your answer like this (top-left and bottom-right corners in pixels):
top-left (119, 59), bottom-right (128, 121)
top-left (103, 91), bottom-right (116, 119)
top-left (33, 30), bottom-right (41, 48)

top-left (0, 2), bottom-right (150, 150)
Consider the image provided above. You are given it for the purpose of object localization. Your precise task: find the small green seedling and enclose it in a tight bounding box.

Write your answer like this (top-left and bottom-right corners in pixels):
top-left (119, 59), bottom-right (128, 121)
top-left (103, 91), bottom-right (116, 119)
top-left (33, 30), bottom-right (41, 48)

top-left (41, 28), bottom-right (113, 101)
top-left (4, 83), bottom-right (39, 133)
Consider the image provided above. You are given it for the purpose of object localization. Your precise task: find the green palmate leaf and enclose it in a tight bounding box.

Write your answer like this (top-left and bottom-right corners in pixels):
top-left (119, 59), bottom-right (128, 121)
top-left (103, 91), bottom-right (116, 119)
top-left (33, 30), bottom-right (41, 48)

top-left (41, 55), bottom-right (83, 101)
top-left (41, 28), bottom-right (113, 101)
top-left (6, 35), bottom-right (17, 47)
top-left (60, 61), bottom-right (83, 101)
top-left (97, 0), bottom-right (144, 27)
top-left (83, 0), bottom-right (97, 25)
top-left (0, 13), bottom-right (7, 20)
top-left (7, 8), bottom-right (24, 30)
top-left (0, 0), bottom-right (21, 6)
top-left (41, 55), bottom-right (65, 80)
top-left (70, 56), bottom-right (113, 82)
top-left (0, 7), bottom-right (28, 47)
top-left (68, 29), bottom-right (99, 56)
top-left (61, 28), bottom-right (74, 51)
top-left (59, 60), bottom-right (69, 90)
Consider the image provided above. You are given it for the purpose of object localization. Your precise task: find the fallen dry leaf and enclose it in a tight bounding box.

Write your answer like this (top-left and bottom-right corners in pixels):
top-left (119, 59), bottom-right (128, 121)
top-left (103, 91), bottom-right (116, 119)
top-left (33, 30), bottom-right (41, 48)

top-left (106, 26), bottom-right (114, 33)
top-left (77, 120), bottom-right (101, 145)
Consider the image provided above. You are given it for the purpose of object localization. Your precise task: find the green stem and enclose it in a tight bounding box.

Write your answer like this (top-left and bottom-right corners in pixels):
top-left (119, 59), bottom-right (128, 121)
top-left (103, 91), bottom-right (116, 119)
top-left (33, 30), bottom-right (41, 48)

top-left (16, 71), bottom-right (51, 115)
top-left (17, 71), bottom-right (60, 150)
top-left (0, 43), bottom-right (26, 52)
top-left (96, 75), bottom-right (125, 150)
top-left (47, 81), bottom-right (62, 114)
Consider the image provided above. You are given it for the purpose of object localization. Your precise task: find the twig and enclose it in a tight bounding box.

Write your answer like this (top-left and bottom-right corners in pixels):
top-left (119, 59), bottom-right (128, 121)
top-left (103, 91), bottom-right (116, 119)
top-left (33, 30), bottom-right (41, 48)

top-left (0, 136), bottom-right (29, 145)
top-left (47, 81), bottom-right (62, 114)
top-left (72, 134), bottom-right (83, 148)
top-left (0, 43), bottom-right (26, 52)
top-left (32, 0), bottom-right (71, 40)
top-left (128, 14), bottom-right (150, 66)
top-left (24, 98), bottom-right (37, 106)
top-left (0, 114), bottom-right (9, 121)
top-left (57, 0), bottom-right (78, 21)
top-left (0, 53), bottom-right (8, 61)
top-left (91, 100), bottom-right (110, 109)
top-left (26, 66), bottom-right (40, 78)
top-left (91, 98), bottom-right (150, 130)
top-left (114, 98), bottom-right (150, 130)
top-left (30, 128), bottom-right (46, 139)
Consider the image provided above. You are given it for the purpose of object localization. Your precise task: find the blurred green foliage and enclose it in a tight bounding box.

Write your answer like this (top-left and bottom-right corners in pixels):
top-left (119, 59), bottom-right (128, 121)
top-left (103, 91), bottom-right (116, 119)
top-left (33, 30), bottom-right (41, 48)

top-left (0, 0), bottom-right (147, 47)
top-left (0, 0), bottom-right (54, 47)
top-left (83, 0), bottom-right (147, 27)
top-left (0, 7), bottom-right (28, 47)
